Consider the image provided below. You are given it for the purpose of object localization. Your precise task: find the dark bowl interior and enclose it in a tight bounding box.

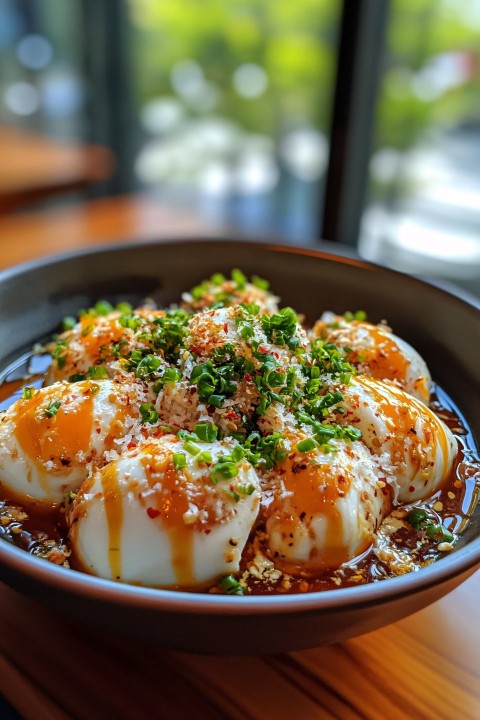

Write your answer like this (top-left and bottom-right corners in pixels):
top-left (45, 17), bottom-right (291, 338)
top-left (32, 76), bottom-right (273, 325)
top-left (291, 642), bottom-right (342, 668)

top-left (0, 238), bottom-right (479, 654)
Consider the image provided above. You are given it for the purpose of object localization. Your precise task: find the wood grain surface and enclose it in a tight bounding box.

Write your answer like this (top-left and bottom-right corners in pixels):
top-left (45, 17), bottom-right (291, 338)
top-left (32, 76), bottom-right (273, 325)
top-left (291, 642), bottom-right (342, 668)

top-left (0, 195), bottom-right (478, 719)
top-left (0, 574), bottom-right (479, 720)
top-left (0, 194), bottom-right (213, 271)
top-left (0, 126), bottom-right (115, 212)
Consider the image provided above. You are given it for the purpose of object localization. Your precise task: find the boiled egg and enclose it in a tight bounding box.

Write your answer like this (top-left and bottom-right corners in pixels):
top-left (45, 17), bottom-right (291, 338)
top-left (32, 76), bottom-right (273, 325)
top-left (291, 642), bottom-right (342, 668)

top-left (68, 435), bottom-right (261, 588)
top-left (335, 376), bottom-right (457, 502)
top-left (181, 273), bottom-right (279, 314)
top-left (263, 432), bottom-right (391, 573)
top-left (0, 379), bottom-right (151, 506)
top-left (45, 307), bottom-right (167, 384)
top-left (186, 304), bottom-right (307, 368)
top-left (311, 315), bottom-right (431, 402)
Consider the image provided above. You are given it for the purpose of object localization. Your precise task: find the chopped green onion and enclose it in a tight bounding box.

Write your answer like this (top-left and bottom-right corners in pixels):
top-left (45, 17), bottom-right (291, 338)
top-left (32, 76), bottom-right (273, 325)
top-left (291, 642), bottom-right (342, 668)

top-left (196, 450), bottom-right (213, 465)
top-left (194, 423), bottom-right (218, 443)
top-left (44, 400), bottom-right (61, 417)
top-left (68, 373), bottom-right (86, 383)
top-left (297, 438), bottom-right (316, 453)
top-left (210, 272), bottom-right (226, 286)
top-left (344, 310), bottom-right (367, 322)
top-left (426, 524), bottom-right (454, 543)
top-left (212, 461), bottom-right (239, 483)
top-left (251, 275), bottom-right (269, 290)
top-left (94, 300), bottom-right (114, 316)
top-left (231, 268), bottom-right (247, 289)
top-left (116, 301), bottom-right (132, 313)
top-left (163, 367), bottom-right (181, 384)
top-left (407, 508), bottom-right (429, 528)
top-left (52, 341), bottom-right (68, 369)
top-left (22, 386), bottom-right (35, 400)
top-left (87, 366), bottom-right (108, 380)
top-left (208, 394), bottom-right (225, 408)
top-left (238, 484), bottom-right (255, 496)
top-left (135, 355), bottom-right (162, 379)
top-left (178, 429), bottom-right (198, 442)
top-left (118, 314), bottom-right (142, 331)
top-left (62, 316), bottom-right (76, 331)
top-left (184, 441), bottom-right (201, 456)
top-left (173, 453), bottom-right (187, 470)
top-left (220, 574), bottom-right (245, 595)
top-left (231, 445), bottom-right (245, 462)
top-left (239, 323), bottom-right (255, 340)
top-left (406, 508), bottom-right (454, 544)
top-left (140, 403), bottom-right (159, 424)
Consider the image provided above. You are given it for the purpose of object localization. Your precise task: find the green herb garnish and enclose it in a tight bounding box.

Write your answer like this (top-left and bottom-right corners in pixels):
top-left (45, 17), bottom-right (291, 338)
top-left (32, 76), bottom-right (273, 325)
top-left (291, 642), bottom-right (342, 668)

top-left (62, 316), bottom-right (76, 331)
top-left (194, 423), bottom-right (218, 443)
top-left (22, 386), bottom-right (35, 400)
top-left (296, 438), bottom-right (316, 453)
top-left (173, 453), bottom-right (187, 470)
top-left (44, 400), bottom-right (61, 417)
top-left (220, 574), bottom-right (245, 595)
top-left (406, 508), bottom-right (454, 544)
top-left (140, 403), bottom-right (159, 424)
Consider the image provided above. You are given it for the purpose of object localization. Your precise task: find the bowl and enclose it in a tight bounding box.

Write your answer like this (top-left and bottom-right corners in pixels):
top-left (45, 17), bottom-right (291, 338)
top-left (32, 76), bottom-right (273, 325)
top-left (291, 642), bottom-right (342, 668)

top-left (0, 238), bottom-right (479, 654)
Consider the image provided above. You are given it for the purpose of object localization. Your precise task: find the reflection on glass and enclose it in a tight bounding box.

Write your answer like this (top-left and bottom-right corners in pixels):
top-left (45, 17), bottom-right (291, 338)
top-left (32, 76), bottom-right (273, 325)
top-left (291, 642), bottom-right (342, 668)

top-left (129, 0), bottom-right (340, 241)
top-left (361, 0), bottom-right (480, 295)
top-left (0, 0), bottom-right (85, 139)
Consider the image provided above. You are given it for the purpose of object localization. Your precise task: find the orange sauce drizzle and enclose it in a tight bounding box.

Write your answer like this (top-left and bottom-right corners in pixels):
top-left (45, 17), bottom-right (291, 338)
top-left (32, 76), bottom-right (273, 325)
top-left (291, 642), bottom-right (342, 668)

top-left (140, 443), bottom-right (195, 586)
top-left (352, 322), bottom-right (411, 385)
top-left (13, 383), bottom-right (94, 492)
top-left (100, 462), bottom-right (123, 580)
top-left (355, 376), bottom-right (452, 487)
top-left (268, 456), bottom-right (352, 573)
top-left (79, 315), bottom-right (125, 360)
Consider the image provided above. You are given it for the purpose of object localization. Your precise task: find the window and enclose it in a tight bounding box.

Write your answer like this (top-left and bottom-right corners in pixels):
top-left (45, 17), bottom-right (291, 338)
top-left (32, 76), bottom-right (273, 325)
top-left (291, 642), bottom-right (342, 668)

top-left (129, 0), bottom-right (341, 241)
top-left (0, 0), bottom-right (86, 140)
top-left (361, 0), bottom-right (480, 296)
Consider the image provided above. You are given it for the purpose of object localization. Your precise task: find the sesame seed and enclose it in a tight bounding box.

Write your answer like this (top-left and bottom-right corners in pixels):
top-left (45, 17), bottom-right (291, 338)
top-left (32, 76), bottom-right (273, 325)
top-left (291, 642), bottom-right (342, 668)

top-left (437, 542), bottom-right (453, 552)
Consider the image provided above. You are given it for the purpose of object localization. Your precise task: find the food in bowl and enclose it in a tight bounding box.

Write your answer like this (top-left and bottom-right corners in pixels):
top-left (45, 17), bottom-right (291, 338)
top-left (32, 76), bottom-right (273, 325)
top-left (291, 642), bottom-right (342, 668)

top-left (0, 269), bottom-right (478, 595)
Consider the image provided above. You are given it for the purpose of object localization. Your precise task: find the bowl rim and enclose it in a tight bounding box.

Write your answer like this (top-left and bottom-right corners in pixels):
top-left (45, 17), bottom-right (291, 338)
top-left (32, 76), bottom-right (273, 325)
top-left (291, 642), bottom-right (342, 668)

top-left (0, 236), bottom-right (479, 311)
top-left (0, 237), bottom-right (479, 615)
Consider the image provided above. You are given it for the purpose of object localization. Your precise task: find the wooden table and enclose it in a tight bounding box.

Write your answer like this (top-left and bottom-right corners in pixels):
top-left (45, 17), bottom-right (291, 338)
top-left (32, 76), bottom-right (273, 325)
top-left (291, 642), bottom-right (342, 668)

top-left (0, 126), bottom-right (114, 212)
top-left (0, 195), bottom-right (478, 719)
top-left (0, 194), bottom-right (214, 269)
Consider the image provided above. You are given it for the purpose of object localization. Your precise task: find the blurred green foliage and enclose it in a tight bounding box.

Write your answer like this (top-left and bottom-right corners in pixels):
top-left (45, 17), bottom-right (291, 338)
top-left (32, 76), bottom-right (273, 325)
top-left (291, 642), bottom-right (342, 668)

top-left (130, 0), bottom-right (480, 150)
top-left (130, 0), bottom-right (339, 134)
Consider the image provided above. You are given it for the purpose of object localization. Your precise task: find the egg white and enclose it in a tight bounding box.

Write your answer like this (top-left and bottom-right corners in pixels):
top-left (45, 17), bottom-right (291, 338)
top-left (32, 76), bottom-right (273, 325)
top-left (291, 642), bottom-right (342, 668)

top-left (311, 316), bottom-right (431, 403)
top-left (0, 379), bottom-right (150, 505)
top-left (337, 376), bottom-right (457, 502)
top-left (68, 435), bottom-right (261, 588)
top-left (263, 435), bottom-right (390, 573)
top-left (45, 308), bottom-right (166, 385)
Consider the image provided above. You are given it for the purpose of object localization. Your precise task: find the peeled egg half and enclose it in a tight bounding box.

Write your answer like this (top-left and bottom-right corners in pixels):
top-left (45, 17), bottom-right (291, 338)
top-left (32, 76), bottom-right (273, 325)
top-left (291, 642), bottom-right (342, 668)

top-left (45, 307), bottom-right (166, 384)
top-left (68, 435), bottom-right (261, 588)
top-left (312, 316), bottom-right (431, 402)
top-left (0, 379), bottom-right (150, 505)
top-left (263, 434), bottom-right (390, 573)
top-left (337, 376), bottom-right (457, 502)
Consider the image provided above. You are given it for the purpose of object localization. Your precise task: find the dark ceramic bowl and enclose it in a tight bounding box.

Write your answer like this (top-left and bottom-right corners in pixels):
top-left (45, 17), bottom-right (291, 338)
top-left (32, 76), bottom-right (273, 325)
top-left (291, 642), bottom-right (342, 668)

top-left (0, 239), bottom-right (479, 654)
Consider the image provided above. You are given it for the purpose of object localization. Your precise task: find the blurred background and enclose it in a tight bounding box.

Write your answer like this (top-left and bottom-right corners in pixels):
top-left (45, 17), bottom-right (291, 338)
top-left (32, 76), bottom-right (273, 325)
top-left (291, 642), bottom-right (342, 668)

top-left (0, 0), bottom-right (479, 296)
